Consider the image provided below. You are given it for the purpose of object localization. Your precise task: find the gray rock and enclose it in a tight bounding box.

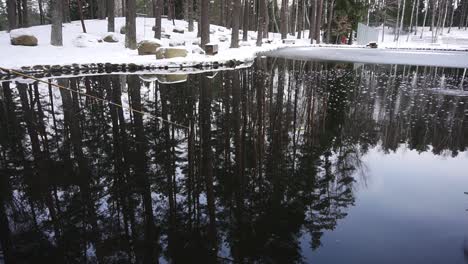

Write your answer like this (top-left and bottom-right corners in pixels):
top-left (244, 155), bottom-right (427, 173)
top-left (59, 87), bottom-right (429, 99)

top-left (10, 35), bottom-right (38, 46)
top-left (138, 39), bottom-right (163, 55)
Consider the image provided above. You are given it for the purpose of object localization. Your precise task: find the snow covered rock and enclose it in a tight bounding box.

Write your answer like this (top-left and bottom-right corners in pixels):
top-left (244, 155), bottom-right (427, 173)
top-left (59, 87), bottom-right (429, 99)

top-left (137, 39), bottom-right (163, 55)
top-left (72, 33), bottom-right (102, 48)
top-left (191, 45), bottom-right (205, 55)
top-left (219, 35), bottom-right (228, 42)
top-left (210, 28), bottom-right (216, 34)
top-left (169, 40), bottom-right (185, 47)
top-left (10, 29), bottom-right (38, 46)
top-left (155, 47), bottom-right (188, 59)
top-left (192, 39), bottom-right (201, 45)
top-left (173, 27), bottom-right (185, 34)
top-left (103, 33), bottom-right (119, 43)
top-left (161, 33), bottom-right (171, 39)
top-left (239, 41), bottom-right (251, 47)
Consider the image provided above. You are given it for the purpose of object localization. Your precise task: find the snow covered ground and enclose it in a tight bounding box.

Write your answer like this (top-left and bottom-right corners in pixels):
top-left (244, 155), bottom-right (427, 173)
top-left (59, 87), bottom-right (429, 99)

top-left (1, 18), bottom-right (468, 70)
top-left (0, 17), bottom-right (306, 70)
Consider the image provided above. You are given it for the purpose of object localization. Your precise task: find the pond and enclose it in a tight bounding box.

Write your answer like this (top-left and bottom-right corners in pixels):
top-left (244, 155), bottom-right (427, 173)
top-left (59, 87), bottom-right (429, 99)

top-left (0, 58), bottom-right (467, 264)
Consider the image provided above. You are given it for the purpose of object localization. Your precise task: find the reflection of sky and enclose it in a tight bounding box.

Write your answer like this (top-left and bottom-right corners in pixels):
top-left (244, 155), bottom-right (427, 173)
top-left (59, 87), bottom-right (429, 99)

top-left (302, 146), bottom-right (468, 264)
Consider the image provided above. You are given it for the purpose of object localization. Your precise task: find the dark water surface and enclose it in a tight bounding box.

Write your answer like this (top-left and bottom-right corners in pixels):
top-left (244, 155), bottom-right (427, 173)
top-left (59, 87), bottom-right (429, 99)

top-left (0, 58), bottom-right (467, 264)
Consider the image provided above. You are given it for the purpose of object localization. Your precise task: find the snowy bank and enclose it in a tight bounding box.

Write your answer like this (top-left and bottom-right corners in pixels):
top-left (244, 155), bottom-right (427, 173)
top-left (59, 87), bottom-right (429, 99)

top-left (265, 46), bottom-right (468, 68)
top-left (0, 17), bottom-right (304, 70)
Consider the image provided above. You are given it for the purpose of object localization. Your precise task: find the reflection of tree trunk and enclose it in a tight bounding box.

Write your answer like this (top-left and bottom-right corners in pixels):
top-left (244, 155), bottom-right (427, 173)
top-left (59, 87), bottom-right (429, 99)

top-left (231, 70), bottom-right (245, 262)
top-left (59, 78), bottom-right (104, 264)
top-left (17, 83), bottom-right (42, 157)
top-left (128, 75), bottom-right (158, 264)
top-left (0, 171), bottom-right (14, 263)
top-left (199, 75), bottom-right (218, 260)
top-left (160, 85), bottom-right (177, 262)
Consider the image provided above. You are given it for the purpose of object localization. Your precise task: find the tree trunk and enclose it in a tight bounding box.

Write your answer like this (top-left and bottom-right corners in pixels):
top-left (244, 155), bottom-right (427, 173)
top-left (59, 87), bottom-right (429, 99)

top-left (256, 0), bottom-right (267, 45)
top-left (397, 0), bottom-right (406, 41)
top-left (231, 0), bottom-right (241, 47)
top-left (394, 0), bottom-right (401, 41)
top-left (326, 0), bottom-right (334, 43)
top-left (154, 0), bottom-right (162, 38)
top-left (201, 0), bottom-right (210, 48)
top-left (98, 0), bottom-right (106, 19)
top-left (242, 0), bottom-right (249, 40)
top-left (414, 0), bottom-right (420, 35)
top-left (77, 0), bottom-right (87, 32)
top-left (17, 0), bottom-right (22, 27)
top-left (188, 0), bottom-right (194, 31)
top-left (200, 75), bottom-right (218, 262)
top-left (309, 0), bottom-right (316, 41)
top-left (108, 0), bottom-right (115, 32)
top-left (63, 0), bottom-right (71, 22)
top-left (38, 0), bottom-right (44, 24)
top-left (420, 1), bottom-right (428, 38)
top-left (51, 0), bottom-right (63, 46)
top-left (280, 0), bottom-right (288, 38)
top-left (407, 0), bottom-right (416, 41)
top-left (21, 0), bottom-right (28, 27)
top-left (125, 0), bottom-right (137, 49)
top-left (448, 0), bottom-right (455, 33)
top-left (7, 0), bottom-right (17, 31)
top-left (315, 0), bottom-right (323, 43)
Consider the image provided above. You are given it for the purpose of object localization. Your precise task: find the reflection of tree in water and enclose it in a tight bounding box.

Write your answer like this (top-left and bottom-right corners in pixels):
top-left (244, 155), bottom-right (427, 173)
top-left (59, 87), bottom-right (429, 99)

top-left (0, 59), bottom-right (467, 263)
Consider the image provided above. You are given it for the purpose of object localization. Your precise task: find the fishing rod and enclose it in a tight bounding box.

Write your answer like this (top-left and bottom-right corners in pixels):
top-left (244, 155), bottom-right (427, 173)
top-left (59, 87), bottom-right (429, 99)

top-left (0, 66), bottom-right (189, 129)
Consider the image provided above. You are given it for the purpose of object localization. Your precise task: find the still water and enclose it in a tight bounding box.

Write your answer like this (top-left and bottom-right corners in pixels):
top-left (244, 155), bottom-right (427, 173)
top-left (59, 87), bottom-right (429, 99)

top-left (0, 58), bottom-right (467, 263)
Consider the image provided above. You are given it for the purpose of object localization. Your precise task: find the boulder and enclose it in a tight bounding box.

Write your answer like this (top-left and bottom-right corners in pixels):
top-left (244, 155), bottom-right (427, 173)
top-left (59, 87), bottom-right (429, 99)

top-left (169, 40), bottom-right (185, 47)
top-left (156, 47), bottom-right (188, 59)
top-left (192, 39), bottom-right (201, 45)
top-left (103, 33), bottom-right (119, 43)
top-left (161, 33), bottom-right (171, 39)
top-left (120, 26), bottom-right (126, 34)
top-left (10, 29), bottom-right (38, 46)
top-left (191, 45), bottom-right (205, 55)
top-left (173, 27), bottom-right (185, 34)
top-left (137, 39), bottom-right (163, 55)
top-left (219, 35), bottom-right (228, 42)
top-left (72, 33), bottom-right (102, 48)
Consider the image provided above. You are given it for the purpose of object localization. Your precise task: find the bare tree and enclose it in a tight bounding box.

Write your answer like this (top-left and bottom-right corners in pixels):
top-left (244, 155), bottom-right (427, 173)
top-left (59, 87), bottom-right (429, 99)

top-left (309, 0), bottom-right (316, 42)
top-left (231, 0), bottom-right (242, 47)
top-left (108, 0), bottom-right (115, 32)
top-left (51, 0), bottom-right (63, 46)
top-left (280, 0), bottom-right (288, 38)
top-left (242, 0), bottom-right (250, 40)
top-left (77, 0), bottom-right (87, 32)
top-left (38, 0), bottom-right (44, 24)
top-left (154, 0), bottom-right (162, 38)
top-left (315, 0), bottom-right (323, 43)
top-left (257, 0), bottom-right (267, 46)
top-left (326, 0), bottom-right (335, 43)
top-left (6, 0), bottom-right (17, 31)
top-left (21, 0), bottom-right (28, 27)
top-left (98, 0), bottom-right (106, 19)
top-left (63, 0), bottom-right (71, 22)
top-left (188, 0), bottom-right (194, 32)
top-left (125, 0), bottom-right (137, 49)
top-left (201, 0), bottom-right (210, 48)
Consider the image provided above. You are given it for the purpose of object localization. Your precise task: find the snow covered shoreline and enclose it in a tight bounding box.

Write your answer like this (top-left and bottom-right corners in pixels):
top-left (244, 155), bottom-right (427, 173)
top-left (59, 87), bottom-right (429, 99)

top-left (2, 17), bottom-right (468, 72)
top-left (0, 17), bottom-right (300, 71)
top-left (266, 46), bottom-right (468, 68)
